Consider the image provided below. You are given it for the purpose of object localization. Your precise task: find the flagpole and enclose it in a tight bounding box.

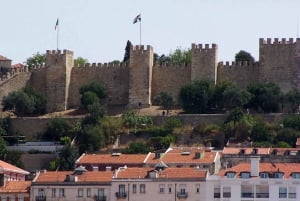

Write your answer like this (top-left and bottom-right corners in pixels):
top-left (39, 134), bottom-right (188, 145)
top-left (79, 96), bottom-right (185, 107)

top-left (139, 18), bottom-right (142, 46)
top-left (57, 20), bottom-right (59, 50)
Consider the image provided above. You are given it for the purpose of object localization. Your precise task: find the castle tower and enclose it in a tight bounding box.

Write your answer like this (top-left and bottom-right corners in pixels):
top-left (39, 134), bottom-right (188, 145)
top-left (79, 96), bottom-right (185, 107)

top-left (259, 38), bottom-right (300, 93)
top-left (45, 50), bottom-right (74, 113)
top-left (128, 45), bottom-right (153, 108)
top-left (191, 43), bottom-right (217, 83)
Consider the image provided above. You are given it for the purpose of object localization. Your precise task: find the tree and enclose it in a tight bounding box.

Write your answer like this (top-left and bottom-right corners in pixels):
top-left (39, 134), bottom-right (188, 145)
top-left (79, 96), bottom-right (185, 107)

top-left (25, 52), bottom-right (46, 69)
top-left (247, 83), bottom-right (282, 113)
top-left (179, 80), bottom-right (213, 113)
top-left (74, 57), bottom-right (88, 66)
top-left (284, 89), bottom-right (300, 113)
top-left (124, 142), bottom-right (151, 154)
top-left (123, 40), bottom-right (132, 62)
top-left (235, 50), bottom-right (255, 63)
top-left (58, 144), bottom-right (79, 170)
top-left (169, 48), bottom-right (191, 65)
top-left (222, 85), bottom-right (252, 110)
top-left (0, 137), bottom-right (7, 160)
top-left (283, 115), bottom-right (300, 131)
top-left (43, 118), bottom-right (72, 141)
top-left (210, 81), bottom-right (234, 110)
top-left (83, 102), bottom-right (106, 125)
top-left (153, 92), bottom-right (174, 114)
top-left (275, 128), bottom-right (300, 147)
top-left (77, 126), bottom-right (105, 154)
top-left (100, 116), bottom-right (123, 145)
top-left (251, 116), bottom-right (274, 143)
top-left (80, 82), bottom-right (107, 102)
top-left (81, 91), bottom-right (100, 108)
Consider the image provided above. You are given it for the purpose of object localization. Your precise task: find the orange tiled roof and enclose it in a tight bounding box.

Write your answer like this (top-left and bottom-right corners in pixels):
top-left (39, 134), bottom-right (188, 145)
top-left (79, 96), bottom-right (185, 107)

top-left (11, 63), bottom-right (24, 68)
top-left (0, 160), bottom-right (29, 175)
top-left (34, 171), bottom-right (113, 183)
top-left (115, 167), bottom-right (207, 179)
top-left (76, 153), bottom-right (147, 164)
top-left (0, 181), bottom-right (31, 193)
top-left (223, 147), bottom-right (270, 155)
top-left (219, 162), bottom-right (300, 178)
top-left (0, 55), bottom-right (10, 61)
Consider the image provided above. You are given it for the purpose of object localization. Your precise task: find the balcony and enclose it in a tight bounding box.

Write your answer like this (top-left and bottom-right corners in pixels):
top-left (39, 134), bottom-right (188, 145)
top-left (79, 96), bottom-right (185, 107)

top-left (213, 193), bottom-right (220, 198)
top-left (94, 195), bottom-right (106, 201)
top-left (115, 192), bottom-right (127, 199)
top-left (177, 192), bottom-right (188, 199)
top-left (289, 193), bottom-right (296, 199)
top-left (256, 193), bottom-right (269, 198)
top-left (36, 196), bottom-right (46, 201)
top-left (241, 192), bottom-right (254, 198)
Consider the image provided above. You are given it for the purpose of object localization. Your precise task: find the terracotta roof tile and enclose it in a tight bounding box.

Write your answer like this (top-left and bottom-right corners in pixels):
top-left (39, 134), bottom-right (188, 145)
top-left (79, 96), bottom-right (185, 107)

top-left (223, 147), bottom-right (270, 155)
top-left (12, 63), bottom-right (24, 68)
top-left (219, 162), bottom-right (300, 178)
top-left (0, 55), bottom-right (11, 61)
top-left (0, 181), bottom-right (31, 193)
top-left (0, 160), bottom-right (29, 175)
top-left (34, 171), bottom-right (113, 183)
top-left (115, 167), bottom-right (207, 179)
top-left (76, 153), bottom-right (147, 164)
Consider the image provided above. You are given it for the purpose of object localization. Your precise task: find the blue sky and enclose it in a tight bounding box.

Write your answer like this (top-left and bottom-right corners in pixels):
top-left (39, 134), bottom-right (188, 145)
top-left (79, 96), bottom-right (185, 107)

top-left (1, 0), bottom-right (299, 64)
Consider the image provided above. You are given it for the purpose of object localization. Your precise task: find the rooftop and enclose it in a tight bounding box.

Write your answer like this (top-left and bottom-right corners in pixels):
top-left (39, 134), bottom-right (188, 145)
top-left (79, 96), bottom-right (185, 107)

top-left (76, 153), bottom-right (147, 164)
top-left (0, 160), bottom-right (29, 175)
top-left (0, 181), bottom-right (31, 193)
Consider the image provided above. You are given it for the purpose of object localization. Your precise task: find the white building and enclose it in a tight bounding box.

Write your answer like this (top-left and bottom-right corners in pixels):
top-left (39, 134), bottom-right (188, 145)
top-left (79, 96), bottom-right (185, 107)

top-left (111, 166), bottom-right (208, 201)
top-left (206, 156), bottom-right (300, 201)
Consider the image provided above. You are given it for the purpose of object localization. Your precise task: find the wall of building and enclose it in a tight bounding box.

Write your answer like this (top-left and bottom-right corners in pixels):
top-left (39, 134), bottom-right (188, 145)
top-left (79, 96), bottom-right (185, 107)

top-left (68, 63), bottom-right (129, 108)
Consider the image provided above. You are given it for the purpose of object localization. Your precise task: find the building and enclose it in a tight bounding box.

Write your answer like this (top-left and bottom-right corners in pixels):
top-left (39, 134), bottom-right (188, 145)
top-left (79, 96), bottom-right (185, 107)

top-left (111, 166), bottom-right (207, 201)
top-left (30, 166), bottom-right (113, 201)
top-left (0, 160), bottom-right (29, 181)
top-left (206, 156), bottom-right (300, 201)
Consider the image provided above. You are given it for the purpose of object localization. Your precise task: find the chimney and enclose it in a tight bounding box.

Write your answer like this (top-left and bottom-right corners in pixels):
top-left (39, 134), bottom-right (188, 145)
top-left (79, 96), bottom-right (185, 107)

top-left (250, 156), bottom-right (260, 177)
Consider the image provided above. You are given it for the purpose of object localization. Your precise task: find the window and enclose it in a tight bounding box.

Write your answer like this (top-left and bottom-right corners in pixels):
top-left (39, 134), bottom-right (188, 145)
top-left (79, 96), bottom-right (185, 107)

top-left (78, 188), bottom-right (83, 197)
top-left (289, 186), bottom-right (296, 199)
top-left (59, 188), bottom-right (65, 197)
top-left (1, 197), bottom-right (5, 201)
top-left (168, 184), bottom-right (172, 193)
top-left (274, 172), bottom-right (283, 178)
top-left (52, 188), bottom-right (56, 197)
top-left (214, 187), bottom-right (220, 198)
top-left (279, 187), bottom-right (287, 198)
top-left (87, 188), bottom-right (91, 197)
top-left (240, 172), bottom-right (250, 179)
top-left (18, 197), bottom-right (24, 201)
top-left (226, 172), bottom-right (236, 178)
top-left (223, 186), bottom-right (231, 198)
top-left (119, 184), bottom-right (125, 194)
top-left (132, 184), bottom-right (137, 193)
top-left (38, 188), bottom-right (45, 196)
top-left (98, 188), bottom-right (104, 197)
top-left (260, 172), bottom-right (269, 178)
top-left (140, 184), bottom-right (146, 193)
top-left (180, 188), bottom-right (186, 195)
top-left (159, 184), bottom-right (165, 193)
top-left (10, 197), bottom-right (15, 201)
top-left (195, 184), bottom-right (200, 193)
top-left (291, 172), bottom-right (300, 179)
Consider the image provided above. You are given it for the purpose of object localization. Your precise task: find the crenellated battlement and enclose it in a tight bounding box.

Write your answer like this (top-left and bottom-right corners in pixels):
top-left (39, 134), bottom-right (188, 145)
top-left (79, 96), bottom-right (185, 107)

top-left (191, 43), bottom-right (217, 52)
top-left (259, 38), bottom-right (299, 46)
top-left (74, 62), bottom-right (128, 68)
top-left (154, 62), bottom-right (190, 68)
top-left (218, 61), bottom-right (260, 68)
top-left (130, 45), bottom-right (153, 54)
top-left (46, 49), bottom-right (73, 55)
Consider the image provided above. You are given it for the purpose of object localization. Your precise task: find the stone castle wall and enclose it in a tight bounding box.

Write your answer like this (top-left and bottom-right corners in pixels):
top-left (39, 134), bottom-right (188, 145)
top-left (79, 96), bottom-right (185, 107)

top-left (68, 62), bottom-right (129, 108)
top-left (152, 64), bottom-right (191, 102)
top-left (217, 61), bottom-right (260, 88)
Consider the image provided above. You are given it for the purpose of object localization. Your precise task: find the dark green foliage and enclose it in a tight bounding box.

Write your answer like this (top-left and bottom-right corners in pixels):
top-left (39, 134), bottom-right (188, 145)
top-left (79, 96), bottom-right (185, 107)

top-left (0, 117), bottom-right (11, 136)
top-left (251, 116), bottom-right (274, 142)
top-left (164, 117), bottom-right (182, 133)
top-left (247, 83), bottom-right (281, 113)
top-left (74, 57), bottom-right (88, 66)
top-left (2, 88), bottom-right (46, 116)
top-left (179, 80), bottom-right (212, 113)
top-left (148, 135), bottom-right (175, 150)
top-left (122, 110), bottom-right (152, 129)
top-left (124, 142), bottom-right (151, 154)
top-left (81, 91), bottom-right (100, 108)
top-left (0, 137), bottom-right (7, 160)
top-left (276, 141), bottom-right (292, 148)
top-left (224, 108), bottom-right (245, 124)
top-left (284, 89), bottom-right (300, 113)
top-left (100, 117), bottom-right (122, 145)
top-left (26, 52), bottom-right (46, 69)
top-left (43, 118), bottom-right (72, 141)
top-left (79, 82), bottom-right (107, 102)
top-left (168, 48), bottom-right (191, 65)
top-left (58, 144), bottom-right (79, 170)
top-left (5, 150), bottom-right (23, 168)
top-left (283, 115), bottom-right (300, 131)
top-left (210, 81), bottom-right (234, 110)
top-left (274, 128), bottom-right (300, 147)
top-left (222, 85), bottom-right (252, 110)
top-left (153, 92), bottom-right (174, 113)
top-left (235, 50), bottom-right (255, 63)
top-left (82, 102), bottom-right (105, 125)
top-left (77, 126), bottom-right (105, 154)
top-left (123, 40), bottom-right (132, 62)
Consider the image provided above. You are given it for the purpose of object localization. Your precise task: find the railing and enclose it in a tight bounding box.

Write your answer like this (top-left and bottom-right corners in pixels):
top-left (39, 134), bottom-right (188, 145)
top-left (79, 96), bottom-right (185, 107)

top-left (279, 193), bottom-right (287, 198)
top-left (115, 192), bottom-right (127, 199)
top-left (177, 192), bottom-right (188, 199)
top-left (36, 196), bottom-right (46, 201)
top-left (289, 193), bottom-right (296, 198)
top-left (223, 192), bottom-right (231, 198)
top-left (94, 195), bottom-right (106, 201)
top-left (213, 193), bottom-right (220, 198)
top-left (256, 193), bottom-right (269, 198)
top-left (241, 192), bottom-right (254, 198)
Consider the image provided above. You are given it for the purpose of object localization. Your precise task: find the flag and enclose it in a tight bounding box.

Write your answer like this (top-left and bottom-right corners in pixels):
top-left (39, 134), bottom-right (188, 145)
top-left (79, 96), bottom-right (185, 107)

top-left (133, 14), bottom-right (141, 24)
top-left (55, 18), bottom-right (59, 30)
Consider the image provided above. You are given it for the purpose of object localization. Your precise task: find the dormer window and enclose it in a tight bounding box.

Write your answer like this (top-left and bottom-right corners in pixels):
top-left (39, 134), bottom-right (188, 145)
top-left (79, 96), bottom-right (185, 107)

top-left (252, 148), bottom-right (258, 155)
top-left (260, 172), bottom-right (269, 178)
top-left (226, 172), bottom-right (236, 178)
top-left (240, 149), bottom-right (246, 155)
top-left (291, 172), bottom-right (300, 179)
top-left (271, 149), bottom-right (278, 155)
top-left (274, 172), bottom-right (284, 179)
top-left (284, 150), bottom-right (290, 156)
top-left (240, 172), bottom-right (250, 179)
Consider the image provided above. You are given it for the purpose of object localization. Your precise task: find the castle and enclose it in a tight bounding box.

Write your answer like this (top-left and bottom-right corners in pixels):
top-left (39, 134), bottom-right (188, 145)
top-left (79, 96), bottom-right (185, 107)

top-left (1, 38), bottom-right (300, 113)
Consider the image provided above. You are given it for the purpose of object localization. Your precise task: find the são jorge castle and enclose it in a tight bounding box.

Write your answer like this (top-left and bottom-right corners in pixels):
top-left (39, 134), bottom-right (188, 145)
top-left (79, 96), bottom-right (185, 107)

top-left (1, 38), bottom-right (300, 113)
